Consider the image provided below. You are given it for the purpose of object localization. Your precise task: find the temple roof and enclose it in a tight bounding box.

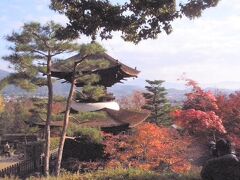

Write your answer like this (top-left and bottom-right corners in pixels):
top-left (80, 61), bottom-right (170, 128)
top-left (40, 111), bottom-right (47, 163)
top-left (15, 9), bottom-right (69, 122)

top-left (77, 108), bottom-right (149, 128)
top-left (51, 53), bottom-right (140, 87)
top-left (32, 108), bottom-right (149, 130)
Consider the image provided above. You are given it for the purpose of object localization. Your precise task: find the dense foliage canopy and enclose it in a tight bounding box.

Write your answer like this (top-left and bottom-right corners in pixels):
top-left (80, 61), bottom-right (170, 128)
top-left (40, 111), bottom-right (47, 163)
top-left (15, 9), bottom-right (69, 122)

top-left (104, 123), bottom-right (191, 173)
top-left (173, 78), bottom-right (226, 135)
top-left (50, 0), bottom-right (220, 43)
top-left (1, 21), bottom-right (79, 91)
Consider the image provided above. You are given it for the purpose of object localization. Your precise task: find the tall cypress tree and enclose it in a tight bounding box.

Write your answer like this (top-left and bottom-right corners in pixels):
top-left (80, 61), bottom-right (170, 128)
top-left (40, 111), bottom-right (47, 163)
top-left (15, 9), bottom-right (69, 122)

top-left (142, 80), bottom-right (172, 126)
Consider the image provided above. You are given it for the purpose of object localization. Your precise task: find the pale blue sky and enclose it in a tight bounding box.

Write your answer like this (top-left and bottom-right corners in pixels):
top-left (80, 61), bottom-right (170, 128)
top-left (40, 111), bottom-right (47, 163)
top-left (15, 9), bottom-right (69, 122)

top-left (1, 0), bottom-right (240, 89)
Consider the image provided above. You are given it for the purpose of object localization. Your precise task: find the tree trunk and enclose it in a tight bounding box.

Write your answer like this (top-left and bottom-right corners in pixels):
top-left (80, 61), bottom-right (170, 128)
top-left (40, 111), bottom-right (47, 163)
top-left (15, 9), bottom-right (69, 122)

top-left (44, 56), bottom-right (53, 176)
top-left (55, 78), bottom-right (75, 176)
top-left (55, 57), bottom-right (87, 176)
top-left (55, 57), bottom-right (84, 176)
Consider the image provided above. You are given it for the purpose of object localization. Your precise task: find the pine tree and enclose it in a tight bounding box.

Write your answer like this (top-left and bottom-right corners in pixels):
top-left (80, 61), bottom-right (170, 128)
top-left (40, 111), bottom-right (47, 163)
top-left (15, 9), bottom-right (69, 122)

top-left (142, 80), bottom-right (172, 126)
top-left (28, 98), bottom-right (48, 124)
top-left (55, 42), bottom-right (109, 175)
top-left (1, 21), bottom-right (80, 176)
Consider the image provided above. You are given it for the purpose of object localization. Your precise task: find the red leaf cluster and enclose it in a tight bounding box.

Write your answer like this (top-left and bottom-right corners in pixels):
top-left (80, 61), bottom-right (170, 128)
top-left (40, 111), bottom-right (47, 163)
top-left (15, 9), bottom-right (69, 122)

top-left (216, 91), bottom-right (240, 133)
top-left (183, 78), bottom-right (218, 112)
top-left (173, 109), bottom-right (226, 134)
top-left (173, 78), bottom-right (226, 135)
top-left (103, 123), bottom-right (191, 173)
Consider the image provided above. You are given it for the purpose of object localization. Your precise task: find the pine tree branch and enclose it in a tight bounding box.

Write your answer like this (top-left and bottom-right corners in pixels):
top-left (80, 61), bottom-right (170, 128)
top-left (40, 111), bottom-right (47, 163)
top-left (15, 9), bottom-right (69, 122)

top-left (32, 49), bottom-right (48, 57)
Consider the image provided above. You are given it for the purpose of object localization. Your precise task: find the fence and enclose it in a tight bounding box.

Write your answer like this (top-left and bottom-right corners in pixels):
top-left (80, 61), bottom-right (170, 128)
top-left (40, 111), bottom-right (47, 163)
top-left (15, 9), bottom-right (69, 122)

top-left (0, 159), bottom-right (35, 178)
top-left (0, 148), bottom-right (59, 178)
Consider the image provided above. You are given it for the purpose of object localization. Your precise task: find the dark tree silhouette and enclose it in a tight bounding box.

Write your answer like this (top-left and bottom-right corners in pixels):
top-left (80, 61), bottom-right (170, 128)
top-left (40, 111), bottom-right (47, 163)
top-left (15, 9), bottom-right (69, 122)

top-left (50, 0), bottom-right (220, 43)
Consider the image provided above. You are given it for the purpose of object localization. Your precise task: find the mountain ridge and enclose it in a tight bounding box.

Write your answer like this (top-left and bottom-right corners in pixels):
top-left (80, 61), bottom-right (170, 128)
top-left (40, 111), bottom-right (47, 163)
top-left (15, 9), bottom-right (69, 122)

top-left (0, 70), bottom-right (237, 102)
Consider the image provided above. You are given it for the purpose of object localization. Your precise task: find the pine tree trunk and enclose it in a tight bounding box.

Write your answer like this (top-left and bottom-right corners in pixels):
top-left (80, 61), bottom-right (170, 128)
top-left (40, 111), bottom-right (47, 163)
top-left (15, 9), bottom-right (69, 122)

top-left (55, 78), bottom-right (75, 176)
top-left (44, 56), bottom-right (53, 176)
top-left (55, 56), bottom-right (87, 176)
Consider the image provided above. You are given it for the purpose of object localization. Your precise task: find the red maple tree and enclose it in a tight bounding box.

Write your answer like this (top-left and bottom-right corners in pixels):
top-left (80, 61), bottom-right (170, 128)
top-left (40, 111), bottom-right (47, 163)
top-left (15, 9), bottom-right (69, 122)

top-left (173, 109), bottom-right (226, 134)
top-left (183, 78), bottom-right (218, 112)
top-left (215, 91), bottom-right (240, 151)
top-left (103, 123), bottom-right (191, 173)
top-left (216, 91), bottom-right (240, 133)
top-left (173, 78), bottom-right (226, 135)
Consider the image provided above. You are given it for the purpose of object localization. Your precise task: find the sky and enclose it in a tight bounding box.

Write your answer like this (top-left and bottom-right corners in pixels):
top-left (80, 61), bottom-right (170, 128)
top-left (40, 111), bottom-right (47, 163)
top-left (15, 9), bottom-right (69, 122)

top-left (1, 0), bottom-right (240, 89)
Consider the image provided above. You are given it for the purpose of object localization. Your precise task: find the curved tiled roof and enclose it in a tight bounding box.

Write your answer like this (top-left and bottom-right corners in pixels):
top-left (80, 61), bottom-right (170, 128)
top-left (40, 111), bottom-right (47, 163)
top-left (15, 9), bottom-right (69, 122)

top-left (102, 108), bottom-right (149, 128)
top-left (72, 108), bottom-right (149, 129)
top-left (51, 53), bottom-right (140, 87)
top-left (32, 108), bottom-right (149, 130)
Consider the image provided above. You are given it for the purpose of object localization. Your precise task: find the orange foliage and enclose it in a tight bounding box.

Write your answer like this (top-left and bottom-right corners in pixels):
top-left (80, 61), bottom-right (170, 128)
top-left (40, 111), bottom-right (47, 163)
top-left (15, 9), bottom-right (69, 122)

top-left (103, 123), bottom-right (191, 173)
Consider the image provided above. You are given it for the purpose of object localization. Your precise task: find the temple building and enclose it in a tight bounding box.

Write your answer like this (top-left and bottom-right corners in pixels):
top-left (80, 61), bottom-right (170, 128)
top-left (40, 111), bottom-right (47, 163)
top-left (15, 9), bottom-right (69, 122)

top-left (51, 52), bottom-right (140, 87)
top-left (32, 50), bottom-right (149, 135)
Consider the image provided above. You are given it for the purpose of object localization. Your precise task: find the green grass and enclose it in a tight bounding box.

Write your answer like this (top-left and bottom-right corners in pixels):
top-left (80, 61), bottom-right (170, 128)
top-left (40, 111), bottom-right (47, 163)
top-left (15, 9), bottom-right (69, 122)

top-left (2, 168), bottom-right (201, 180)
top-left (47, 168), bottom-right (198, 180)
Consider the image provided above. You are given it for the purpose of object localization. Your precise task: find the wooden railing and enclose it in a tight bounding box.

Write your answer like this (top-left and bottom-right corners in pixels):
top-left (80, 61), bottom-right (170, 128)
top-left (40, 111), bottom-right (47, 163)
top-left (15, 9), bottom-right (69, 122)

top-left (0, 148), bottom-right (59, 178)
top-left (0, 159), bottom-right (35, 178)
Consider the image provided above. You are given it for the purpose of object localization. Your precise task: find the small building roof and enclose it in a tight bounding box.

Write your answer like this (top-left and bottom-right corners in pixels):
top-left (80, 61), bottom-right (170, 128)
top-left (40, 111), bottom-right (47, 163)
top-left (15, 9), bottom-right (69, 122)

top-left (71, 101), bottom-right (120, 112)
top-left (32, 108), bottom-right (149, 131)
top-left (51, 53), bottom-right (140, 87)
top-left (102, 108), bottom-right (149, 128)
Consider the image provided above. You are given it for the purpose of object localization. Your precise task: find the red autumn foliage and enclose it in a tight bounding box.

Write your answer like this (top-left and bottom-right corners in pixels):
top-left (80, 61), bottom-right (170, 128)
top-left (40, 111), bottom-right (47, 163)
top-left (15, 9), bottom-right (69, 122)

top-left (173, 78), bottom-right (226, 135)
top-left (173, 109), bottom-right (226, 134)
top-left (183, 78), bottom-right (218, 112)
top-left (228, 133), bottom-right (240, 152)
top-left (216, 91), bottom-right (240, 133)
top-left (215, 91), bottom-right (240, 151)
top-left (103, 123), bottom-right (191, 173)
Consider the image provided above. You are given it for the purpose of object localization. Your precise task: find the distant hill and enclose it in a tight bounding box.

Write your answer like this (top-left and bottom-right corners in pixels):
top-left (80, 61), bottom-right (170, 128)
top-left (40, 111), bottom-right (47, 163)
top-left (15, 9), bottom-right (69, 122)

top-left (0, 70), bottom-right (236, 103)
top-left (109, 84), bottom-right (186, 102)
top-left (0, 70), bottom-right (70, 97)
top-left (2, 80), bottom-right (71, 97)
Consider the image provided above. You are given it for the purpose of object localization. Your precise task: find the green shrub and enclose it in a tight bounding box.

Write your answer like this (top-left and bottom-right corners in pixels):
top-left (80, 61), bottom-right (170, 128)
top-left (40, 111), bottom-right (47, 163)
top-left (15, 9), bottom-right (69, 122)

top-left (50, 137), bottom-right (60, 150)
top-left (67, 126), bottom-right (103, 144)
top-left (52, 111), bottom-right (107, 121)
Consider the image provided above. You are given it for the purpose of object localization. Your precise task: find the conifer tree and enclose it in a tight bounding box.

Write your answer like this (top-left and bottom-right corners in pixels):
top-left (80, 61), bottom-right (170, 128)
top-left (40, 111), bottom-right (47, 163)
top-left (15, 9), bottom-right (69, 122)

top-left (55, 42), bottom-right (110, 175)
top-left (1, 21), bottom-right (80, 176)
top-left (142, 80), bottom-right (172, 126)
